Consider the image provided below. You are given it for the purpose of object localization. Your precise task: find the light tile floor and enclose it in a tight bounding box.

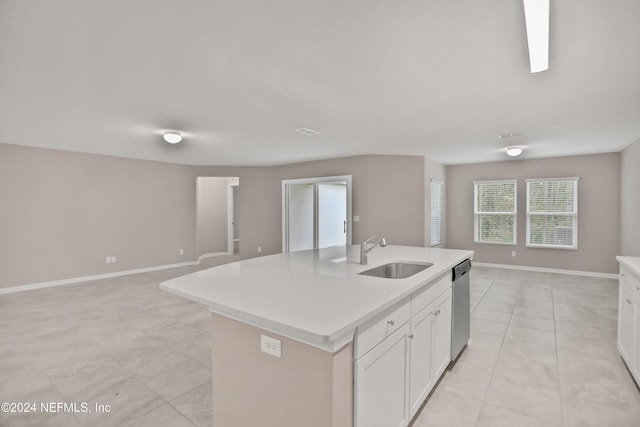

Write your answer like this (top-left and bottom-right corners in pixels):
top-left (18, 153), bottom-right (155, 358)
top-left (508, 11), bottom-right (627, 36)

top-left (1, 262), bottom-right (639, 426)
top-left (412, 266), bottom-right (640, 427)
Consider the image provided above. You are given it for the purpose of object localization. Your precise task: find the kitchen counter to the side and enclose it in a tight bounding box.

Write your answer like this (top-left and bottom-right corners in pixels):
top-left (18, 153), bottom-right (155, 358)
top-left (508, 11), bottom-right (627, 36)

top-left (160, 245), bottom-right (473, 352)
top-left (617, 256), bottom-right (640, 273)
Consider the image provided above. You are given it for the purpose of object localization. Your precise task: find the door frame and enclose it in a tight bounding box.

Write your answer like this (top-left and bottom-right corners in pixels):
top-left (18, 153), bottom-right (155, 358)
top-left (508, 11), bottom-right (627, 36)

top-left (227, 181), bottom-right (239, 255)
top-left (281, 175), bottom-right (352, 253)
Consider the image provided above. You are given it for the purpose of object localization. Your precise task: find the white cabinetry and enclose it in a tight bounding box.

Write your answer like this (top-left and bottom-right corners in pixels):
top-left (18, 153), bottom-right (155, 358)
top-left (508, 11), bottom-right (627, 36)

top-left (355, 322), bottom-right (411, 427)
top-left (408, 302), bottom-right (433, 418)
top-left (617, 261), bottom-right (640, 387)
top-left (354, 299), bottom-right (411, 427)
top-left (635, 300), bottom-right (640, 378)
top-left (409, 288), bottom-right (452, 418)
top-left (430, 289), bottom-right (452, 381)
top-left (355, 274), bottom-right (453, 427)
top-left (619, 282), bottom-right (635, 364)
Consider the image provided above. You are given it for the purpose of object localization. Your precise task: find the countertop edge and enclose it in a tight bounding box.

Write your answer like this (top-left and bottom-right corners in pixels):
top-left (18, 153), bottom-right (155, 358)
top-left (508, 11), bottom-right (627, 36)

top-left (160, 247), bottom-right (473, 352)
top-left (617, 256), bottom-right (640, 274)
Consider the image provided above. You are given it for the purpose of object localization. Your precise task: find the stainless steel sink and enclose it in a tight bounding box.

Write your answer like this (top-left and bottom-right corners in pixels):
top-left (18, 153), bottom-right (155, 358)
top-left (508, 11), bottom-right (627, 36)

top-left (358, 262), bottom-right (433, 279)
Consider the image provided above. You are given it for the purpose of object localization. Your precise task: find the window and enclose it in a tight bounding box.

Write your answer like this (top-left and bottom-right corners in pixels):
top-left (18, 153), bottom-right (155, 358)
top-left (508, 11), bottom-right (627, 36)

top-left (430, 180), bottom-right (444, 246)
top-left (526, 177), bottom-right (579, 249)
top-left (474, 180), bottom-right (517, 245)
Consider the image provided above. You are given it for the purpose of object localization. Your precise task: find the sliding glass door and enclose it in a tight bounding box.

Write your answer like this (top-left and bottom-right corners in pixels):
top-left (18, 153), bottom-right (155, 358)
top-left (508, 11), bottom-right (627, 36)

top-left (282, 176), bottom-right (352, 253)
top-left (286, 183), bottom-right (315, 252)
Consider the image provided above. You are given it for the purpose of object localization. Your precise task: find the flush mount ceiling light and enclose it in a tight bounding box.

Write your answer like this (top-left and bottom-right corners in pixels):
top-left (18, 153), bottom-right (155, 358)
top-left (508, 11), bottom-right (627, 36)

top-left (163, 131), bottom-right (183, 144)
top-left (506, 146), bottom-right (524, 157)
top-left (294, 128), bottom-right (320, 136)
top-left (523, 0), bottom-right (550, 73)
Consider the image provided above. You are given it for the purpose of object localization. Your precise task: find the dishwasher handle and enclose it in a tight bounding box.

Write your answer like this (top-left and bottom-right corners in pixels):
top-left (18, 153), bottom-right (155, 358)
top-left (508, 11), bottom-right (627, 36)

top-left (452, 259), bottom-right (472, 281)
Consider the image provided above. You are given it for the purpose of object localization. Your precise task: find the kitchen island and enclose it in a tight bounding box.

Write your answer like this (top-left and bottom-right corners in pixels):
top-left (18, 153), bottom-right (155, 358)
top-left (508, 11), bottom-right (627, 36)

top-left (161, 245), bottom-right (473, 427)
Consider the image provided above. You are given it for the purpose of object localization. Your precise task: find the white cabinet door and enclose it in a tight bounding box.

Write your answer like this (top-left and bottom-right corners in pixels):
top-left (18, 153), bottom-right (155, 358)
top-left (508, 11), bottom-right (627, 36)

top-left (431, 289), bottom-right (452, 380)
top-left (408, 306), bottom-right (433, 418)
top-left (634, 296), bottom-right (640, 379)
top-left (355, 322), bottom-right (410, 427)
top-left (408, 288), bottom-right (453, 419)
top-left (618, 284), bottom-right (635, 366)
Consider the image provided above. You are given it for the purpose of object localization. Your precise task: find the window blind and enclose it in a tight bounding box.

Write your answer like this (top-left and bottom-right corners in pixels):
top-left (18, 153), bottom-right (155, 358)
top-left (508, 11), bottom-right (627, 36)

top-left (430, 180), bottom-right (443, 246)
top-left (474, 180), bottom-right (517, 245)
top-left (526, 177), bottom-right (578, 249)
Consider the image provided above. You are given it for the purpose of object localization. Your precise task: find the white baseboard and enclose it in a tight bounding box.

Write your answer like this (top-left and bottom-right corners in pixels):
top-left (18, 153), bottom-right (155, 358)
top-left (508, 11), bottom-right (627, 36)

top-left (198, 252), bottom-right (230, 261)
top-left (0, 261), bottom-right (199, 295)
top-left (472, 262), bottom-right (618, 280)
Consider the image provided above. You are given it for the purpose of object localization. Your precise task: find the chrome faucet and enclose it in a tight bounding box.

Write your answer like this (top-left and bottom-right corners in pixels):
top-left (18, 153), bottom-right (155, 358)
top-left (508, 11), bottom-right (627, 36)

top-left (360, 236), bottom-right (387, 265)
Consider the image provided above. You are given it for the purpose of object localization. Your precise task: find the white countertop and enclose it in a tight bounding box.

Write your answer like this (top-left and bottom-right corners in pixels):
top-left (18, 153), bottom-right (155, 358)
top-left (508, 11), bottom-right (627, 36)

top-left (160, 245), bottom-right (473, 352)
top-left (617, 256), bottom-right (640, 274)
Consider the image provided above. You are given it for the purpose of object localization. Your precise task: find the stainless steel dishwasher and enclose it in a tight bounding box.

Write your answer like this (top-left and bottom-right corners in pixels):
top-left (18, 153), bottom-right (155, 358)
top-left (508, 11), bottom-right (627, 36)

top-left (451, 259), bottom-right (471, 361)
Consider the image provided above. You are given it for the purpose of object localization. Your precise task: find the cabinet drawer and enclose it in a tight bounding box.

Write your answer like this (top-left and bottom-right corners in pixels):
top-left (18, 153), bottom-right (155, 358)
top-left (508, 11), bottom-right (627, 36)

top-left (356, 299), bottom-right (410, 359)
top-left (411, 273), bottom-right (451, 316)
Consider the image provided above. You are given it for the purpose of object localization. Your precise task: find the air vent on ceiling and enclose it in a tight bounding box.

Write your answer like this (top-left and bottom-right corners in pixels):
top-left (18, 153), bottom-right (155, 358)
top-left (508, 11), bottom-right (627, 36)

top-left (498, 132), bottom-right (524, 139)
top-left (294, 128), bottom-right (320, 136)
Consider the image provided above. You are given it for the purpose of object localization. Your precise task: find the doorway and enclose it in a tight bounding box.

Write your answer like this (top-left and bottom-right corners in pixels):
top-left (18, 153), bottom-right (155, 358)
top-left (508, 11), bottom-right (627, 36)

top-left (282, 175), bottom-right (352, 253)
top-left (196, 176), bottom-right (239, 260)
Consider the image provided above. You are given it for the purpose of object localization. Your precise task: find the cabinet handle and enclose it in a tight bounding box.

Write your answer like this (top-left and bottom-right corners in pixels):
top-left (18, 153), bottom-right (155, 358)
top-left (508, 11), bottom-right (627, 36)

top-left (435, 309), bottom-right (441, 316)
top-left (387, 320), bottom-right (395, 326)
top-left (628, 299), bottom-right (633, 305)
top-left (408, 334), bottom-right (414, 339)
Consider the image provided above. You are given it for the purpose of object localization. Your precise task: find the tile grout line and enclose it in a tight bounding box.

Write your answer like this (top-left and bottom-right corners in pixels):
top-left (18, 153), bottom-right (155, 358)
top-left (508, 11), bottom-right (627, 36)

top-left (471, 268), bottom-right (517, 427)
top-left (551, 284), bottom-right (565, 427)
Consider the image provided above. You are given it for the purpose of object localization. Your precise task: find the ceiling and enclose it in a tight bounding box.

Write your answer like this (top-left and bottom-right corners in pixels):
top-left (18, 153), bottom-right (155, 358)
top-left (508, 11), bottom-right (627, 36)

top-left (1, 0), bottom-right (639, 166)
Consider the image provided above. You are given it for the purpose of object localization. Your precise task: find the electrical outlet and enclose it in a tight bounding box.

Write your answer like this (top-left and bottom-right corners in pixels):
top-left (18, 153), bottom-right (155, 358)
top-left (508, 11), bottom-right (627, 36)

top-left (111, 256), bottom-right (116, 263)
top-left (106, 256), bottom-right (111, 264)
top-left (511, 251), bottom-right (516, 257)
top-left (353, 215), bottom-right (360, 223)
top-left (179, 248), bottom-right (184, 255)
top-left (260, 335), bottom-right (281, 358)
top-left (257, 246), bottom-right (262, 253)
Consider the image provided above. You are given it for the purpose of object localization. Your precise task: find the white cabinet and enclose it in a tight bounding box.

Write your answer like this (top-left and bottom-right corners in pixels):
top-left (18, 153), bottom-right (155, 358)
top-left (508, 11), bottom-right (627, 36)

top-left (355, 322), bottom-right (410, 427)
top-left (408, 288), bottom-right (452, 418)
top-left (618, 282), bottom-right (635, 364)
top-left (355, 283), bottom-right (453, 427)
top-left (408, 302), bottom-right (433, 417)
top-left (635, 301), bottom-right (640, 378)
top-left (430, 289), bottom-right (452, 380)
top-left (617, 262), bottom-right (640, 387)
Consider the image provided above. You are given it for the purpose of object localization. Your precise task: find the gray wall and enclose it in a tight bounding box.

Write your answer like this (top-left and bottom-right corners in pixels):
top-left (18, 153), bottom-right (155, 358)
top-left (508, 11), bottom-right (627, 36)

top-left (621, 139), bottom-right (640, 256)
top-left (446, 153), bottom-right (621, 274)
top-left (0, 145), bottom-right (426, 288)
top-left (0, 143), bottom-right (199, 287)
top-left (194, 165), bottom-right (280, 259)
top-left (2, 140), bottom-right (630, 285)
top-left (270, 155), bottom-right (426, 248)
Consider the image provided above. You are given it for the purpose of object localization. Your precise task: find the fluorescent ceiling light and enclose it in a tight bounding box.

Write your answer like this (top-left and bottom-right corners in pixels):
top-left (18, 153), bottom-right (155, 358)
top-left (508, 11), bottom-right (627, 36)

top-left (523, 0), bottom-right (550, 73)
top-left (163, 131), bottom-right (182, 144)
top-left (506, 146), bottom-right (523, 157)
